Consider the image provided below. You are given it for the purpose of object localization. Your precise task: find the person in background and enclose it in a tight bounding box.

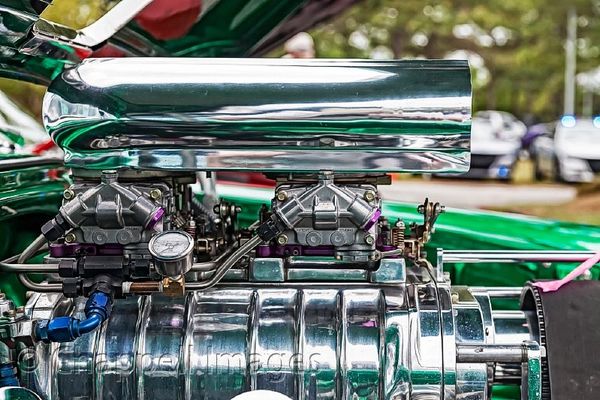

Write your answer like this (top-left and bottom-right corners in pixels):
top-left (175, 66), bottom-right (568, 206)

top-left (283, 32), bottom-right (315, 58)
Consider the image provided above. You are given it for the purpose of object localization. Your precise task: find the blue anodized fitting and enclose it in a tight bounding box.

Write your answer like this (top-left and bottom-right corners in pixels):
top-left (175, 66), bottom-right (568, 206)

top-left (0, 363), bottom-right (19, 387)
top-left (35, 291), bottom-right (112, 343)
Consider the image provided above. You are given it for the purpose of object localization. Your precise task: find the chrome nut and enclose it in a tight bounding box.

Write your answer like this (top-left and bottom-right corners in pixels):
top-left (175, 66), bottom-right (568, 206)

top-left (276, 191), bottom-right (288, 202)
top-left (276, 234), bottom-right (289, 245)
top-left (364, 190), bottom-right (376, 202)
top-left (63, 189), bottom-right (75, 200)
top-left (64, 232), bottom-right (76, 243)
top-left (149, 188), bottom-right (162, 201)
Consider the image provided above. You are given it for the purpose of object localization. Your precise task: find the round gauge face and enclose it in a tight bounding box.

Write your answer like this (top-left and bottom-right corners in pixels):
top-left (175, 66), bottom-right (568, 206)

top-left (149, 231), bottom-right (194, 260)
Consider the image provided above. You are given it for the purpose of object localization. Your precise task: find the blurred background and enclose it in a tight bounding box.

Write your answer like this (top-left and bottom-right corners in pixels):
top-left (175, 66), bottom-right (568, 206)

top-left (1, 0), bottom-right (599, 224)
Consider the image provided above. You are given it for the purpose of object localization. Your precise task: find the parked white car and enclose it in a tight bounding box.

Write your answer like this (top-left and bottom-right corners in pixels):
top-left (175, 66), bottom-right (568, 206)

top-left (467, 110), bottom-right (526, 179)
top-left (531, 116), bottom-right (600, 182)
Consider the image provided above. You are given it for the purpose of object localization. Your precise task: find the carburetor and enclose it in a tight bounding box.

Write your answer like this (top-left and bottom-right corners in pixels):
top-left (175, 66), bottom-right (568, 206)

top-left (259, 173), bottom-right (389, 262)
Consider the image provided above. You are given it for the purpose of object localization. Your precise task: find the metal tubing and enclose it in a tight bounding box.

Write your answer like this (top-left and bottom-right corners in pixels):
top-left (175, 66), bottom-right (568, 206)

top-left (471, 286), bottom-right (523, 298)
top-left (442, 250), bottom-right (597, 263)
top-left (17, 235), bottom-right (47, 264)
top-left (8, 236), bottom-right (63, 293)
top-left (190, 247), bottom-right (236, 272)
top-left (186, 235), bottom-right (263, 290)
top-left (18, 274), bottom-right (62, 292)
top-left (124, 281), bottom-right (162, 294)
top-left (0, 263), bottom-right (59, 273)
top-left (456, 344), bottom-right (526, 363)
top-left (492, 310), bottom-right (526, 320)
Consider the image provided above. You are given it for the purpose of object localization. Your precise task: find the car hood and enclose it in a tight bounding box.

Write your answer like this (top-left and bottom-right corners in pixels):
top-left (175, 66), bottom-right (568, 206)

top-left (0, 0), bottom-right (358, 84)
top-left (556, 138), bottom-right (600, 160)
top-left (471, 137), bottom-right (520, 156)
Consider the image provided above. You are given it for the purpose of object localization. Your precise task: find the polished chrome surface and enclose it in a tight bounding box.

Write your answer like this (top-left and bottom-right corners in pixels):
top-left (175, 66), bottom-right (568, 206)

top-left (451, 287), bottom-right (487, 399)
top-left (0, 387), bottom-right (42, 400)
top-left (470, 287), bottom-right (522, 298)
top-left (469, 288), bottom-right (532, 346)
top-left (492, 312), bottom-right (531, 345)
top-left (457, 344), bottom-right (526, 363)
top-left (23, 282), bottom-right (496, 400)
top-left (440, 250), bottom-right (597, 263)
top-left (43, 58), bottom-right (472, 173)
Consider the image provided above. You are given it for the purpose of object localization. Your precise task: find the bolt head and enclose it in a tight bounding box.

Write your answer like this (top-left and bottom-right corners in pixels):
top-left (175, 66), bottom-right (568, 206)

top-left (63, 189), bottom-right (75, 200)
top-left (276, 191), bottom-right (288, 202)
top-left (149, 188), bottom-right (162, 200)
top-left (64, 233), bottom-right (76, 243)
top-left (276, 235), bottom-right (288, 245)
top-left (364, 190), bottom-right (376, 202)
top-left (364, 234), bottom-right (375, 245)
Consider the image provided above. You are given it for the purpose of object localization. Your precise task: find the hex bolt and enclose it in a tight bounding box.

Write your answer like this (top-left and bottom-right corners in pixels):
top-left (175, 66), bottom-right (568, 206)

top-left (64, 232), bottom-right (76, 243)
top-left (364, 190), bottom-right (376, 202)
top-left (149, 188), bottom-right (162, 201)
top-left (63, 189), bottom-right (75, 200)
top-left (276, 191), bottom-right (288, 202)
top-left (364, 234), bottom-right (375, 245)
top-left (276, 234), bottom-right (288, 245)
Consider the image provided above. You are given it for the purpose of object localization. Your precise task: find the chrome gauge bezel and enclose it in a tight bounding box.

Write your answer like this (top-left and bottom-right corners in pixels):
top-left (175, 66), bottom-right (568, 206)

top-left (148, 231), bottom-right (194, 261)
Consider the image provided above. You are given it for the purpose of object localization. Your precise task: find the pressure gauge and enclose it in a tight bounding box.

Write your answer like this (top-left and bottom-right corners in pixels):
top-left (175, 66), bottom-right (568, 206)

top-left (148, 231), bottom-right (194, 278)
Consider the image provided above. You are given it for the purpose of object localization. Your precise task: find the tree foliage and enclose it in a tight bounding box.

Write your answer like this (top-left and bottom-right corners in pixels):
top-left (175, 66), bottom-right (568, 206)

top-left (2, 0), bottom-right (599, 123)
top-left (311, 0), bottom-right (600, 121)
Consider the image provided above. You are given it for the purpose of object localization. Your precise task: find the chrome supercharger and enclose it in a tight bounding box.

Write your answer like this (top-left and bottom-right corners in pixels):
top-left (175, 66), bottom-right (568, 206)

top-left (0, 58), bottom-right (569, 400)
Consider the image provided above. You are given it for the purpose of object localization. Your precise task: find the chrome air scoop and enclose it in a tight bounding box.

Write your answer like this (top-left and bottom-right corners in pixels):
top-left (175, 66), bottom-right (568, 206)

top-left (43, 58), bottom-right (471, 173)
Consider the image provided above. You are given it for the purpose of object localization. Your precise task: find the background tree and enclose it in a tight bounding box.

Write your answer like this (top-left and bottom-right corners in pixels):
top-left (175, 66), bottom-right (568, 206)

top-left (311, 0), bottom-right (600, 121)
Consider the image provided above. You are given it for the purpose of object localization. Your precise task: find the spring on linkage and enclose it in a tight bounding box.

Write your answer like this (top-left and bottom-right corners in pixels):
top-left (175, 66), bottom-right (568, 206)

top-left (391, 220), bottom-right (405, 247)
top-left (185, 219), bottom-right (197, 239)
